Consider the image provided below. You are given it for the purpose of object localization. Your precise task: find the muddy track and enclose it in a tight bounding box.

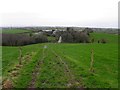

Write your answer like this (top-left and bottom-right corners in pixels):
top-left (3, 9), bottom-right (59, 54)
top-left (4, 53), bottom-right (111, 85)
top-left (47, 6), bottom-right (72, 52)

top-left (28, 47), bottom-right (46, 88)
top-left (51, 49), bottom-right (83, 88)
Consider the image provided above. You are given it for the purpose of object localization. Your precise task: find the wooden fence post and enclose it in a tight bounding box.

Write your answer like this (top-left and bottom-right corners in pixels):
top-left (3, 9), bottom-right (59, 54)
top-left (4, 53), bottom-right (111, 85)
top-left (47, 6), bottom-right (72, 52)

top-left (89, 49), bottom-right (94, 72)
top-left (18, 47), bottom-right (22, 65)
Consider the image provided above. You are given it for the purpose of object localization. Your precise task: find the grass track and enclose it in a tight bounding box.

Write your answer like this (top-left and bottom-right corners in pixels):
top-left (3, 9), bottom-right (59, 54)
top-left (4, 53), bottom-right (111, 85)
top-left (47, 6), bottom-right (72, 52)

top-left (49, 43), bottom-right (118, 88)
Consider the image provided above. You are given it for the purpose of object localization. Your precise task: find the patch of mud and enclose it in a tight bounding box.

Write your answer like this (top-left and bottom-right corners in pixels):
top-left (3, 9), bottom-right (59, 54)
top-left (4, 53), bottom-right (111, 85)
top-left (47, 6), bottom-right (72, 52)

top-left (3, 79), bottom-right (13, 88)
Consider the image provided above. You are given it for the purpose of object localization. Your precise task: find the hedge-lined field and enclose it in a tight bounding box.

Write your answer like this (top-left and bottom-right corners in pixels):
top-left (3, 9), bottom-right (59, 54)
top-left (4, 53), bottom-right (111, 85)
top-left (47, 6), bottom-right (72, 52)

top-left (2, 32), bottom-right (118, 88)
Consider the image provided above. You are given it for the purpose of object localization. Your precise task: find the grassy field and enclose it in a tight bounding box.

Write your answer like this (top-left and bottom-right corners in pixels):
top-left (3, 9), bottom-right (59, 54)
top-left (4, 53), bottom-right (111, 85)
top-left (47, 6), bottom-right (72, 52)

top-left (2, 32), bottom-right (118, 88)
top-left (1, 29), bottom-right (31, 34)
top-left (90, 32), bottom-right (118, 44)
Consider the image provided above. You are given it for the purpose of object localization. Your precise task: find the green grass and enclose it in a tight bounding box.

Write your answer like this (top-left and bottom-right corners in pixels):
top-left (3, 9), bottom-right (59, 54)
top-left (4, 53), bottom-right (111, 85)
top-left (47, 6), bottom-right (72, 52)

top-left (35, 48), bottom-right (70, 88)
top-left (1, 29), bottom-right (31, 34)
top-left (2, 44), bottom-right (43, 80)
top-left (2, 32), bottom-right (118, 88)
top-left (14, 46), bottom-right (43, 88)
top-left (47, 36), bottom-right (56, 42)
top-left (49, 43), bottom-right (118, 88)
top-left (2, 46), bottom-right (19, 79)
top-left (90, 32), bottom-right (118, 44)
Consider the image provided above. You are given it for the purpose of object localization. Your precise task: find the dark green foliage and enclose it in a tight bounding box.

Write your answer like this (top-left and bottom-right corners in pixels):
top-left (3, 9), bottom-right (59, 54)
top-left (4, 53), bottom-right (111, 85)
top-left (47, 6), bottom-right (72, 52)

top-left (29, 32), bottom-right (33, 37)
top-left (55, 28), bottom-right (90, 43)
top-left (91, 38), bottom-right (94, 43)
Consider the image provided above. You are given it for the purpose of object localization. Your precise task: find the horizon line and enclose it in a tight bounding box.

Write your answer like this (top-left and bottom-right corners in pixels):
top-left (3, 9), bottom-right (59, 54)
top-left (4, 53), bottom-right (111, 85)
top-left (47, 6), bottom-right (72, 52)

top-left (0, 26), bottom-right (118, 29)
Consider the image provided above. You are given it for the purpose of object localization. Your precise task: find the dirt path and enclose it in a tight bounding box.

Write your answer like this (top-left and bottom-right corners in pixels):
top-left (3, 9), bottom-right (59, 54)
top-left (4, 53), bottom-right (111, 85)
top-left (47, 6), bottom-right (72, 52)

top-left (28, 46), bottom-right (46, 88)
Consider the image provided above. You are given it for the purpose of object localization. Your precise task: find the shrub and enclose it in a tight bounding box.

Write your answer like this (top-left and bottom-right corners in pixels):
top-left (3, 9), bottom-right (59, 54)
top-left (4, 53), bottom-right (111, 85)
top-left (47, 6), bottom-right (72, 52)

top-left (61, 32), bottom-right (73, 43)
top-left (91, 38), bottom-right (94, 43)
top-left (33, 34), bottom-right (48, 43)
top-left (98, 40), bottom-right (100, 43)
top-left (100, 39), bottom-right (107, 44)
top-left (55, 28), bottom-right (90, 43)
top-left (79, 32), bottom-right (90, 43)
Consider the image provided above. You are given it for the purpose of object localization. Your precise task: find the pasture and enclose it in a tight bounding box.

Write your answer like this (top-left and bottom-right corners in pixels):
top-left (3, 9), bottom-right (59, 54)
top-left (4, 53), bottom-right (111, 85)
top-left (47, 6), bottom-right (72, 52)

top-left (2, 31), bottom-right (118, 88)
top-left (1, 29), bottom-right (31, 34)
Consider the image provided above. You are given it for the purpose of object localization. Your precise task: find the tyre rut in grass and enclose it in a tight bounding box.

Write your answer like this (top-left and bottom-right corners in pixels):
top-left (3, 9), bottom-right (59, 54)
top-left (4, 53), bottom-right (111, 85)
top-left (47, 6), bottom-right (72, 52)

top-left (28, 47), bottom-right (46, 88)
top-left (36, 48), bottom-right (68, 88)
top-left (51, 49), bottom-right (82, 88)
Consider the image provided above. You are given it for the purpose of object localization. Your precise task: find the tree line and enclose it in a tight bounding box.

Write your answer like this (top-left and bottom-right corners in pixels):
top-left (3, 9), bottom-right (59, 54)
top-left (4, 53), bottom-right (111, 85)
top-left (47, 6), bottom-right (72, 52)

top-left (2, 34), bottom-right (48, 46)
top-left (2, 27), bottom-right (107, 46)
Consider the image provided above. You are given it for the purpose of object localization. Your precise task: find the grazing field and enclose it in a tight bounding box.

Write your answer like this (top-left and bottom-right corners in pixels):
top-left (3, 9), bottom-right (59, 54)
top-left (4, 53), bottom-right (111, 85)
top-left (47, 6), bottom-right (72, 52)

top-left (90, 32), bottom-right (118, 44)
top-left (2, 32), bottom-right (118, 88)
top-left (1, 29), bottom-right (31, 34)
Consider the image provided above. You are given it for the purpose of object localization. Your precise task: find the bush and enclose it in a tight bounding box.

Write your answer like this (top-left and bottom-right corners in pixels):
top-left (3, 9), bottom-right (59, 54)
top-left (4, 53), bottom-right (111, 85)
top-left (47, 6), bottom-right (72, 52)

top-left (61, 32), bottom-right (73, 43)
top-left (100, 39), bottom-right (107, 44)
top-left (79, 32), bottom-right (90, 43)
top-left (33, 34), bottom-right (48, 43)
top-left (55, 28), bottom-right (90, 43)
top-left (91, 38), bottom-right (94, 43)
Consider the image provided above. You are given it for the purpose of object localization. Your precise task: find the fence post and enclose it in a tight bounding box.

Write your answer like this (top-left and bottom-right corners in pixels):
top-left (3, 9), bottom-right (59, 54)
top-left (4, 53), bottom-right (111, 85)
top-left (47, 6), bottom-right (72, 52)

top-left (18, 47), bottom-right (22, 65)
top-left (90, 49), bottom-right (94, 72)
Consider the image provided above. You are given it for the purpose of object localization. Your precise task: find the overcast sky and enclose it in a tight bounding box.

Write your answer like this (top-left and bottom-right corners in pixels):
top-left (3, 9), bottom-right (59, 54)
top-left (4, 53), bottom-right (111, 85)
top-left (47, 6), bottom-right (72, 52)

top-left (0, 0), bottom-right (119, 28)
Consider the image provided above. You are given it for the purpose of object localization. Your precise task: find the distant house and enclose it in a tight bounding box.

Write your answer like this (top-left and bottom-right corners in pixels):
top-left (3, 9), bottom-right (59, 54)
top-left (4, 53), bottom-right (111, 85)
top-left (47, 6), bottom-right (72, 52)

top-left (43, 30), bottom-right (52, 32)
